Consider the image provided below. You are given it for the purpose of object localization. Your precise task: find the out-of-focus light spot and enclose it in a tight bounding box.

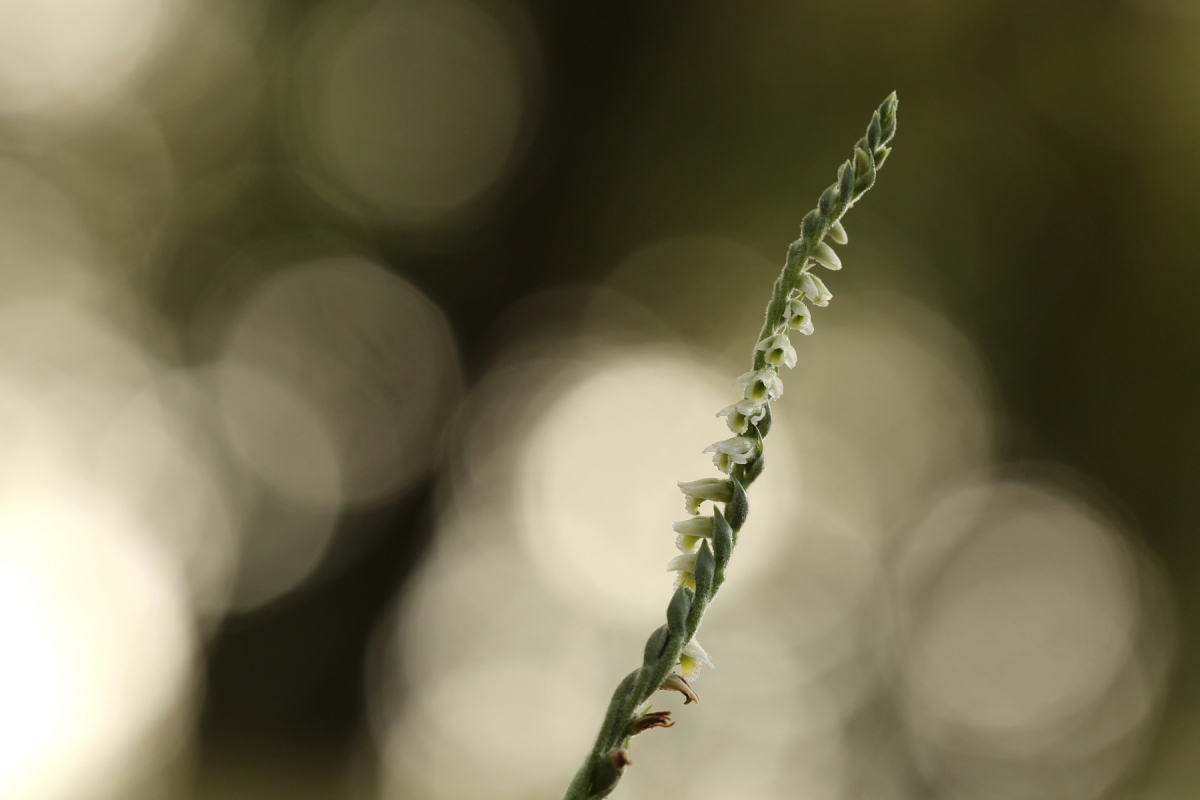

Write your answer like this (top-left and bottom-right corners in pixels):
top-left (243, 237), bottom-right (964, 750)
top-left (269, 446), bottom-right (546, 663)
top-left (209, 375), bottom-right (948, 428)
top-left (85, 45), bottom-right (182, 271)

top-left (228, 486), bottom-right (341, 613)
top-left (0, 0), bottom-right (183, 118)
top-left (0, 490), bottom-right (193, 800)
top-left (383, 658), bottom-right (605, 800)
top-left (896, 481), bottom-right (1172, 799)
top-left (98, 373), bottom-right (243, 626)
top-left (0, 159), bottom-right (103, 306)
top-left (217, 362), bottom-right (343, 507)
top-left (373, 280), bottom-right (1171, 800)
top-left (219, 256), bottom-right (462, 505)
top-left (292, 0), bottom-right (535, 227)
top-left (598, 236), bottom-right (778, 354)
top-left (517, 350), bottom-right (799, 626)
top-left (781, 293), bottom-right (993, 525)
top-left (214, 256), bottom-right (460, 608)
top-left (1018, 5), bottom-right (1200, 150)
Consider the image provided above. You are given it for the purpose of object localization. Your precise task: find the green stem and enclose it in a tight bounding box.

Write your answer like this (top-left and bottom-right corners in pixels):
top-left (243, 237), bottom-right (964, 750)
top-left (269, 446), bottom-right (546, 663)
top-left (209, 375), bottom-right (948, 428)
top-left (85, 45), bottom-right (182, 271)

top-left (560, 92), bottom-right (896, 800)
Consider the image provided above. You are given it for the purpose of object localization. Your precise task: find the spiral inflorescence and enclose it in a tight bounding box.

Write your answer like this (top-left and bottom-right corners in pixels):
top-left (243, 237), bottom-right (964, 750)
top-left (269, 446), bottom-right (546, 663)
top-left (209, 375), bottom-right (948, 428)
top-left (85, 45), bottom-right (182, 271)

top-left (561, 92), bottom-right (898, 800)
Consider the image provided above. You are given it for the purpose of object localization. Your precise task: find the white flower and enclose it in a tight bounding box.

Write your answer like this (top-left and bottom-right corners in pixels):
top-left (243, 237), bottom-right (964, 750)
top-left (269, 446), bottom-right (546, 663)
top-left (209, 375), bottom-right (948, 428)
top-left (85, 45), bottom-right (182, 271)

top-left (702, 436), bottom-right (758, 474)
top-left (734, 368), bottom-right (783, 403)
top-left (716, 399), bottom-right (766, 434)
top-left (755, 333), bottom-right (797, 369)
top-left (813, 241), bottom-right (842, 270)
top-left (666, 552), bottom-right (697, 590)
top-left (672, 516), bottom-right (714, 539)
top-left (679, 638), bottom-right (715, 680)
top-left (677, 478), bottom-right (733, 503)
top-left (828, 219), bottom-right (848, 245)
top-left (785, 299), bottom-right (813, 336)
top-left (800, 273), bottom-right (832, 307)
top-left (676, 533), bottom-right (702, 553)
top-left (678, 477), bottom-right (733, 515)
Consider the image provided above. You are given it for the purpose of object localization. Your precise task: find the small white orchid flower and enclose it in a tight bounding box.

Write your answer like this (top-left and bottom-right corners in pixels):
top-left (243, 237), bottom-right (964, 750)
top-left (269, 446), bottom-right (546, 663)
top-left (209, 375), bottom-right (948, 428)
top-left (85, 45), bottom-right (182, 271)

top-left (666, 552), bottom-right (697, 590)
top-left (734, 368), bottom-right (783, 403)
top-left (812, 241), bottom-right (842, 270)
top-left (702, 436), bottom-right (758, 474)
top-left (679, 638), bottom-right (715, 680)
top-left (716, 399), bottom-right (766, 434)
top-left (800, 272), bottom-right (832, 307)
top-left (672, 516), bottom-right (715, 539)
top-left (677, 478), bottom-right (733, 503)
top-left (784, 299), bottom-right (814, 335)
top-left (755, 333), bottom-right (797, 369)
top-left (678, 477), bottom-right (733, 515)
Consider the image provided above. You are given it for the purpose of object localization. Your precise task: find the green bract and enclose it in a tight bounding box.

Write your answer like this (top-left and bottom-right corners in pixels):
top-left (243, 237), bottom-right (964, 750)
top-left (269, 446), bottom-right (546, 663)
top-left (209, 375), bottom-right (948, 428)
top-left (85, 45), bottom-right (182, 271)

top-left (560, 92), bottom-right (898, 800)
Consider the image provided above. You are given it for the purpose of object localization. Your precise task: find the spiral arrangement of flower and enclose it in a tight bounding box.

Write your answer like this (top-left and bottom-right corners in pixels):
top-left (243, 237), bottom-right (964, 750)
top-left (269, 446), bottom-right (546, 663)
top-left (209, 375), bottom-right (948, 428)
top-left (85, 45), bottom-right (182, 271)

top-left (560, 93), bottom-right (899, 800)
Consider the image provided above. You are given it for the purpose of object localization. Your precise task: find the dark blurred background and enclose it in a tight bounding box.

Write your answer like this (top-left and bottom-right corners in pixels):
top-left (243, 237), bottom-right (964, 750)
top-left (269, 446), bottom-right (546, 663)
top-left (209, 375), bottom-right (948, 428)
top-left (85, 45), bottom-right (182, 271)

top-left (0, 1), bottom-right (1198, 799)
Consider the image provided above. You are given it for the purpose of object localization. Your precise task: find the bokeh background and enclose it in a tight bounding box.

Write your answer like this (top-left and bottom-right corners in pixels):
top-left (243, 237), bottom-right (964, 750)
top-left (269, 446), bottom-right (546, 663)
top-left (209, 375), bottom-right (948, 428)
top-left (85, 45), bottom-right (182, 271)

top-left (0, 1), bottom-right (1198, 799)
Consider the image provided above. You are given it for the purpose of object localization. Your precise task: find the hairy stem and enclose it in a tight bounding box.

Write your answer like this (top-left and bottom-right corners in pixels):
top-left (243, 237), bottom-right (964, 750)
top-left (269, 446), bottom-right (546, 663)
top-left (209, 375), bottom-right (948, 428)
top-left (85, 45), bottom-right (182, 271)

top-left (561, 92), bottom-right (897, 800)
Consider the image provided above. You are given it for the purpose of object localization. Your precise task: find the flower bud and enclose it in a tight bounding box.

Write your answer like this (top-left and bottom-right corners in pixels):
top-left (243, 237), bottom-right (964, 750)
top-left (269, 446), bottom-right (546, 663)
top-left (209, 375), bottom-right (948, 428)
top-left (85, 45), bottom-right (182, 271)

top-left (799, 273), bottom-right (832, 307)
top-left (854, 145), bottom-right (875, 189)
top-left (828, 219), bottom-right (848, 245)
top-left (838, 161), bottom-right (855, 208)
top-left (818, 184), bottom-right (837, 219)
top-left (813, 241), bottom-right (841, 271)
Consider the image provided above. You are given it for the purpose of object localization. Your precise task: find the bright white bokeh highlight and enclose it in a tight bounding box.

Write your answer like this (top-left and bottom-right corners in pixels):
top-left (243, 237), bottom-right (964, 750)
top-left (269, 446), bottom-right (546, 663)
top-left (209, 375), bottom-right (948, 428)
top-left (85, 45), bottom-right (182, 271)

top-left (0, 0), bottom-right (183, 117)
top-left (215, 256), bottom-right (461, 609)
top-left (0, 489), bottom-right (193, 800)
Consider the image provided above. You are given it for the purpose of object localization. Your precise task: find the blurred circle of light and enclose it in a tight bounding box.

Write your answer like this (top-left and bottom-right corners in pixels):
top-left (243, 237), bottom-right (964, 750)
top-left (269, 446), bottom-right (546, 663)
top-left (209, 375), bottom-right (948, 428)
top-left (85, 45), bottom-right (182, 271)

top-left (0, 490), bottom-right (193, 800)
top-left (517, 350), bottom-right (800, 627)
top-left (385, 658), bottom-right (605, 800)
top-left (219, 256), bottom-right (462, 505)
top-left (97, 372), bottom-right (244, 628)
top-left (0, 159), bottom-right (103, 306)
top-left (781, 293), bottom-right (994, 526)
top-left (895, 481), bottom-right (1171, 797)
top-left (217, 362), bottom-right (343, 508)
top-left (0, 0), bottom-right (183, 118)
top-left (292, 0), bottom-right (534, 227)
top-left (214, 256), bottom-right (460, 609)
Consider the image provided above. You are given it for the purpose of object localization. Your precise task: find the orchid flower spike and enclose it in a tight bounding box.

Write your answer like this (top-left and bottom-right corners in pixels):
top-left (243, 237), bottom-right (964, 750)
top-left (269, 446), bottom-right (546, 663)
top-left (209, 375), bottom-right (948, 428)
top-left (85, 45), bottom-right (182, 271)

top-left (560, 94), bottom-right (898, 800)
